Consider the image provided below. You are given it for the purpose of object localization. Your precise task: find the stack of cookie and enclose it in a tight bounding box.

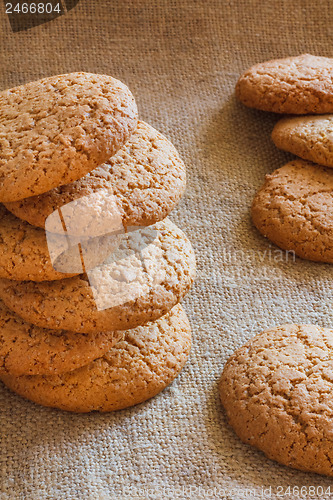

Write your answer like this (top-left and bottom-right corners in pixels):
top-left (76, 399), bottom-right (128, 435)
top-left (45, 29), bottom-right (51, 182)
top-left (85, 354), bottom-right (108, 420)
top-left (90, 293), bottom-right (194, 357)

top-left (0, 73), bottom-right (196, 413)
top-left (218, 55), bottom-right (333, 479)
top-left (236, 54), bottom-right (333, 263)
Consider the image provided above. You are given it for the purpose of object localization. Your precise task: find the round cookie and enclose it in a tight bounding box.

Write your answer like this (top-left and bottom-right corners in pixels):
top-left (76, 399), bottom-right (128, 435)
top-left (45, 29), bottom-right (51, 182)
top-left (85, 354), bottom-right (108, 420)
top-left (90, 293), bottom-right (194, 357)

top-left (236, 54), bottom-right (333, 114)
top-left (0, 72), bottom-right (138, 202)
top-left (220, 324), bottom-right (333, 477)
top-left (0, 304), bottom-right (191, 413)
top-left (5, 121), bottom-right (186, 233)
top-left (251, 159), bottom-right (333, 262)
top-left (0, 204), bottom-right (78, 281)
top-left (0, 300), bottom-right (123, 377)
top-left (272, 114), bottom-right (333, 168)
top-left (0, 219), bottom-right (196, 333)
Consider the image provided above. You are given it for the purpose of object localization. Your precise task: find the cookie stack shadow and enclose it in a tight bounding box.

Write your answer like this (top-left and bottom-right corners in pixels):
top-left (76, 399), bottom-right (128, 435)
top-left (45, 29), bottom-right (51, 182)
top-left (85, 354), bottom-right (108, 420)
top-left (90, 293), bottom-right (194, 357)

top-left (0, 73), bottom-right (196, 413)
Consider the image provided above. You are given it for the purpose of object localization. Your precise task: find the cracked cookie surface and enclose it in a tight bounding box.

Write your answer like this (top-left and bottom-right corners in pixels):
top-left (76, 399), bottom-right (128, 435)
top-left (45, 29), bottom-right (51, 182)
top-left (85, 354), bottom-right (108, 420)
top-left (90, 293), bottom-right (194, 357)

top-left (0, 72), bottom-right (138, 202)
top-left (0, 219), bottom-right (196, 333)
top-left (272, 114), bottom-right (333, 168)
top-left (5, 121), bottom-right (186, 233)
top-left (251, 159), bottom-right (333, 262)
top-left (220, 323), bottom-right (333, 476)
top-left (0, 300), bottom-right (123, 377)
top-left (0, 204), bottom-right (78, 281)
top-left (0, 304), bottom-right (191, 413)
top-left (236, 54), bottom-right (333, 114)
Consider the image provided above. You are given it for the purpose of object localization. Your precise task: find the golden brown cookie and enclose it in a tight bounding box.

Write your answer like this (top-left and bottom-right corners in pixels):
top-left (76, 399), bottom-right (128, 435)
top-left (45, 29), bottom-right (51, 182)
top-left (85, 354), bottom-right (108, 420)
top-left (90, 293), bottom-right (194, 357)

top-left (0, 300), bottom-right (123, 376)
top-left (220, 324), bottom-right (333, 477)
top-left (0, 304), bottom-right (191, 413)
top-left (0, 219), bottom-right (196, 333)
top-left (272, 114), bottom-right (333, 168)
top-left (5, 121), bottom-right (186, 232)
top-left (0, 204), bottom-right (79, 281)
top-left (251, 159), bottom-right (333, 262)
top-left (0, 72), bottom-right (138, 202)
top-left (236, 54), bottom-right (333, 114)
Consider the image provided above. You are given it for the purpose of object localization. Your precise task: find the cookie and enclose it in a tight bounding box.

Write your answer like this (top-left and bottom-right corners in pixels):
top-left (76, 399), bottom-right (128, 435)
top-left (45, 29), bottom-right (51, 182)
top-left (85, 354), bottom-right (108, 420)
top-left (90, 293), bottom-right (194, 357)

top-left (272, 114), bottom-right (333, 168)
top-left (236, 54), bottom-right (333, 114)
top-left (220, 323), bottom-right (333, 477)
top-left (0, 304), bottom-right (191, 413)
top-left (5, 121), bottom-right (186, 233)
top-left (0, 72), bottom-right (138, 202)
top-left (0, 204), bottom-right (79, 281)
top-left (251, 159), bottom-right (333, 262)
top-left (0, 300), bottom-right (123, 377)
top-left (0, 219), bottom-right (196, 333)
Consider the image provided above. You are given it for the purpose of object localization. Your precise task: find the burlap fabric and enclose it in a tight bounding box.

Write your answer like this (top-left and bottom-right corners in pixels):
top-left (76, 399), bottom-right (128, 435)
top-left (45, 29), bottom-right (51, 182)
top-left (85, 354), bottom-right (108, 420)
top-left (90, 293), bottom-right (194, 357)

top-left (1, 1), bottom-right (333, 498)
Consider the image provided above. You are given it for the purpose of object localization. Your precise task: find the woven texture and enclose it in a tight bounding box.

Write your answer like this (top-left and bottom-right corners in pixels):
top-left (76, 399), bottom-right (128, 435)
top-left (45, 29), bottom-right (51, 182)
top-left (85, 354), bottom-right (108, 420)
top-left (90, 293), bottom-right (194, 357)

top-left (1, 1), bottom-right (333, 498)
